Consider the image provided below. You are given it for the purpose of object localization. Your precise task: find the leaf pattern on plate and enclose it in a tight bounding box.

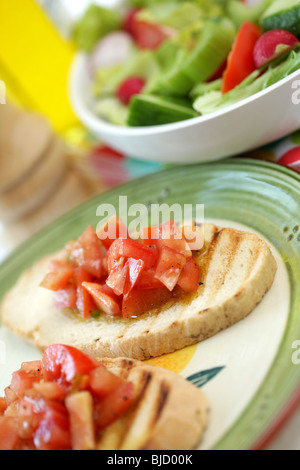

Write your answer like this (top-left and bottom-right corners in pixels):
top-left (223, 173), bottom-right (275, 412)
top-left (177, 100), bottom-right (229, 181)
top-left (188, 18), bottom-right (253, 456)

top-left (187, 366), bottom-right (225, 388)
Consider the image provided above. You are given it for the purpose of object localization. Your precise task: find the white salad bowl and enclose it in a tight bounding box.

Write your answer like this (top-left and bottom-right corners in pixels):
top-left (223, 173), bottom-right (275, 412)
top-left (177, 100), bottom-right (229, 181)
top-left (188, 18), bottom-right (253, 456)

top-left (69, 52), bottom-right (300, 164)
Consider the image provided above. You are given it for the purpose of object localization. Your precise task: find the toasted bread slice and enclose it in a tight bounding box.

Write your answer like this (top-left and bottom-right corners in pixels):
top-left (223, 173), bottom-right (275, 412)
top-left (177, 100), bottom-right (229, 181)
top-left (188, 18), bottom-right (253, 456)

top-left (95, 357), bottom-right (209, 450)
top-left (0, 224), bottom-right (277, 360)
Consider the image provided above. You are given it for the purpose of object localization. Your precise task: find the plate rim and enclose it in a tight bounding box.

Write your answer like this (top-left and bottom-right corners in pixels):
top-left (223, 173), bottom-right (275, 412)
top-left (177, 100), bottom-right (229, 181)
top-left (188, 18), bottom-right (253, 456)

top-left (0, 157), bottom-right (300, 450)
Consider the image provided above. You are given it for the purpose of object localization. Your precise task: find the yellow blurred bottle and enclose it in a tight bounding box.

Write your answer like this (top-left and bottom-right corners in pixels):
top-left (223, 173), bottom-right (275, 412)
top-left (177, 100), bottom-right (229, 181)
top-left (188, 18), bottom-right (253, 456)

top-left (0, 0), bottom-right (78, 134)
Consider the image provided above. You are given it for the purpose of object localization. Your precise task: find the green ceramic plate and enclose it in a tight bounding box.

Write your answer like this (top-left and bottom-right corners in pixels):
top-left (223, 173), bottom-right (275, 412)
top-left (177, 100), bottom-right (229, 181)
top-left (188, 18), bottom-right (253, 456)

top-left (0, 158), bottom-right (299, 450)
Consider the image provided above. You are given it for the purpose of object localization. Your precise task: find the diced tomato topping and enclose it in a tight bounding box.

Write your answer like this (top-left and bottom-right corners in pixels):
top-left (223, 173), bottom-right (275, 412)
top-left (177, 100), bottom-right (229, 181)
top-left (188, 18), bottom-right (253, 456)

top-left (0, 398), bottom-right (6, 415)
top-left (70, 226), bottom-right (102, 279)
top-left (89, 366), bottom-right (123, 399)
top-left (0, 416), bottom-right (19, 450)
top-left (107, 238), bottom-right (156, 272)
top-left (222, 21), bottom-right (262, 93)
top-left (155, 245), bottom-right (186, 291)
top-left (82, 282), bottom-right (121, 316)
top-left (65, 391), bottom-right (95, 451)
top-left (74, 267), bottom-right (97, 319)
top-left (122, 285), bottom-right (175, 318)
top-left (53, 284), bottom-right (77, 309)
top-left (0, 345), bottom-right (135, 450)
top-left (94, 381), bottom-right (134, 429)
top-left (33, 402), bottom-right (71, 451)
top-left (42, 219), bottom-right (202, 320)
top-left (142, 220), bottom-right (192, 257)
top-left (106, 257), bottom-right (129, 296)
top-left (137, 268), bottom-right (164, 290)
top-left (40, 260), bottom-right (74, 291)
top-left (177, 257), bottom-right (202, 293)
top-left (124, 258), bottom-right (145, 295)
top-left (96, 215), bottom-right (129, 250)
top-left (42, 345), bottom-right (98, 384)
top-left (10, 369), bottom-right (41, 398)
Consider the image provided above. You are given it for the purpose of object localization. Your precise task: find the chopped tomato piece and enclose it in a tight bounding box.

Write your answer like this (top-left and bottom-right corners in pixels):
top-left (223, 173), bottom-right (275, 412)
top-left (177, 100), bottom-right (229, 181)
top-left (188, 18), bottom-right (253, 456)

top-left (74, 267), bottom-right (96, 319)
top-left (10, 369), bottom-right (41, 398)
top-left (0, 398), bottom-right (6, 416)
top-left (33, 382), bottom-right (65, 401)
top-left (21, 360), bottom-right (42, 374)
top-left (65, 391), bottom-right (95, 451)
top-left (89, 366), bottom-right (123, 399)
top-left (94, 381), bottom-right (134, 429)
top-left (42, 344), bottom-right (98, 384)
top-left (124, 258), bottom-right (145, 295)
top-left (142, 220), bottom-right (192, 257)
top-left (53, 284), bottom-right (77, 309)
top-left (133, 19), bottom-right (174, 50)
top-left (82, 282), bottom-right (121, 317)
top-left (137, 268), bottom-right (164, 290)
top-left (40, 260), bottom-right (74, 291)
top-left (33, 413), bottom-right (71, 450)
top-left (0, 416), bottom-right (19, 450)
top-left (222, 21), bottom-right (262, 93)
top-left (106, 257), bottom-right (128, 296)
top-left (96, 216), bottom-right (129, 250)
top-left (177, 257), bottom-right (201, 293)
top-left (70, 226), bottom-right (102, 279)
top-left (107, 238), bottom-right (156, 272)
top-left (122, 285), bottom-right (175, 318)
top-left (155, 245), bottom-right (186, 291)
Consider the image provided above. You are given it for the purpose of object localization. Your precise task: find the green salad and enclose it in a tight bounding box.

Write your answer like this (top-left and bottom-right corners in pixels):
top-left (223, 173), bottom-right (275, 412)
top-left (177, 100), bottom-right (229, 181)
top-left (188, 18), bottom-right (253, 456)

top-left (74, 0), bottom-right (300, 127)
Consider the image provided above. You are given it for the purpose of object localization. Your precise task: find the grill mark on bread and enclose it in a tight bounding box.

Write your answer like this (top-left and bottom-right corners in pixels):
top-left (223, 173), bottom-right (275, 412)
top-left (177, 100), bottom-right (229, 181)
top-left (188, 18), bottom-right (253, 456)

top-left (154, 380), bottom-right (170, 423)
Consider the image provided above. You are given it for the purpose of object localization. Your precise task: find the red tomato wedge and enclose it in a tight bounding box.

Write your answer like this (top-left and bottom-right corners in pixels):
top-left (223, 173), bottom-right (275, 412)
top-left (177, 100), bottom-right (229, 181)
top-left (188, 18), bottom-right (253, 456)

top-left (155, 245), bottom-right (186, 291)
top-left (70, 226), bottom-right (102, 279)
top-left (177, 257), bottom-right (202, 293)
top-left (107, 238), bottom-right (156, 272)
top-left (53, 284), bottom-right (77, 309)
top-left (73, 267), bottom-right (97, 319)
top-left (89, 366), bottom-right (124, 399)
top-left (10, 369), bottom-right (41, 398)
top-left (122, 285), bottom-right (175, 318)
top-left (96, 215), bottom-right (129, 249)
top-left (94, 381), bottom-right (134, 429)
top-left (0, 417), bottom-right (19, 450)
top-left (253, 29), bottom-right (299, 69)
top-left (142, 220), bottom-right (192, 257)
top-left (137, 268), bottom-right (164, 290)
top-left (82, 282), bottom-right (121, 316)
top-left (222, 21), bottom-right (262, 93)
top-left (40, 260), bottom-right (74, 291)
top-left (42, 344), bottom-right (98, 384)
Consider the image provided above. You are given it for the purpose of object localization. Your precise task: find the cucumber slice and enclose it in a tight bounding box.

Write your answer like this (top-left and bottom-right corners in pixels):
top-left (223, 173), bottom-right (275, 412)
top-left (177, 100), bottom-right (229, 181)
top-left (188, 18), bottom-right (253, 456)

top-left (226, 0), bottom-right (274, 28)
top-left (127, 94), bottom-right (198, 126)
top-left (147, 48), bottom-right (194, 97)
top-left (182, 19), bottom-right (236, 83)
top-left (260, 0), bottom-right (300, 36)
